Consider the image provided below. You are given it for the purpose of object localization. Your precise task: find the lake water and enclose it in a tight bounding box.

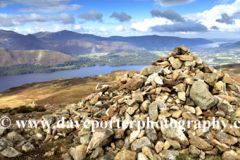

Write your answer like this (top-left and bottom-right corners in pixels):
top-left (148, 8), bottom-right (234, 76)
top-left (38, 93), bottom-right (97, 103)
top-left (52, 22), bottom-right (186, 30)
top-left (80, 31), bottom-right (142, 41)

top-left (191, 42), bottom-right (226, 48)
top-left (0, 64), bottom-right (149, 93)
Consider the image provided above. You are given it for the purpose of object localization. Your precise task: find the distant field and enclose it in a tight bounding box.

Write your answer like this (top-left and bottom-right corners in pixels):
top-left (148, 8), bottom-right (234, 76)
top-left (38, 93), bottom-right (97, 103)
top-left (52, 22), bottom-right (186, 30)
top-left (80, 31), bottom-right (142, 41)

top-left (72, 52), bottom-right (108, 58)
top-left (150, 51), bottom-right (169, 57)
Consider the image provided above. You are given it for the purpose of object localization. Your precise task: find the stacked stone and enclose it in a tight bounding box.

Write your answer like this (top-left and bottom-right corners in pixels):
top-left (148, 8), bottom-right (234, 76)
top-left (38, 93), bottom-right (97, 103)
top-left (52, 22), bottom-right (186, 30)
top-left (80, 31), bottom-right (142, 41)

top-left (1, 45), bottom-right (240, 160)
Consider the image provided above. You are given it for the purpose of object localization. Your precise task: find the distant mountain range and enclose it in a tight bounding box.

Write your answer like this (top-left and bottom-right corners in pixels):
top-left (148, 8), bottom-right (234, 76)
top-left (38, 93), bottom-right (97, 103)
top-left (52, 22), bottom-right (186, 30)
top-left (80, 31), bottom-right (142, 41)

top-left (0, 29), bottom-right (212, 55)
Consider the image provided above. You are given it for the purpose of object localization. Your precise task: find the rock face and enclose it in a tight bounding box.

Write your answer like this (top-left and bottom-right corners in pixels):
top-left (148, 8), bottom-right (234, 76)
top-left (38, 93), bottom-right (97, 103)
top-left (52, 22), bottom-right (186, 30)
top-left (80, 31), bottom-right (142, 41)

top-left (1, 45), bottom-right (240, 160)
top-left (190, 81), bottom-right (218, 110)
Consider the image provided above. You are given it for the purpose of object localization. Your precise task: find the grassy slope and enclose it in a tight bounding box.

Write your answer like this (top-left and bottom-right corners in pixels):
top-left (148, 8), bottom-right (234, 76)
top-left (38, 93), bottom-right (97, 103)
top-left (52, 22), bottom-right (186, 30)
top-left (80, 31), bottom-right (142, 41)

top-left (0, 47), bottom-right (78, 66)
top-left (0, 71), bottom-right (138, 109)
top-left (217, 63), bottom-right (240, 85)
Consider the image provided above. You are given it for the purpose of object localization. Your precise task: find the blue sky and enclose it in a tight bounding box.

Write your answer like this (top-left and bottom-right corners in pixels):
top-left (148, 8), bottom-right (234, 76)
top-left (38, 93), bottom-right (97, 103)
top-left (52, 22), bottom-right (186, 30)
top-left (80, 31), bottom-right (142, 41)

top-left (0, 0), bottom-right (240, 38)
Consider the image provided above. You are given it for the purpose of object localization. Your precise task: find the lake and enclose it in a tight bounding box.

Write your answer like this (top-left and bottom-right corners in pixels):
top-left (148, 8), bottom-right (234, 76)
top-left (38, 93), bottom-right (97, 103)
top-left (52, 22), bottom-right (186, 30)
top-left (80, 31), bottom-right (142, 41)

top-left (0, 64), bottom-right (149, 93)
top-left (190, 42), bottom-right (226, 48)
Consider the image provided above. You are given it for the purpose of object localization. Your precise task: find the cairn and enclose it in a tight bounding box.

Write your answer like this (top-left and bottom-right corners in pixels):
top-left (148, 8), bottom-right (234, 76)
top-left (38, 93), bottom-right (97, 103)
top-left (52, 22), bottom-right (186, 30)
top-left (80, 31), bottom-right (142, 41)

top-left (1, 45), bottom-right (240, 160)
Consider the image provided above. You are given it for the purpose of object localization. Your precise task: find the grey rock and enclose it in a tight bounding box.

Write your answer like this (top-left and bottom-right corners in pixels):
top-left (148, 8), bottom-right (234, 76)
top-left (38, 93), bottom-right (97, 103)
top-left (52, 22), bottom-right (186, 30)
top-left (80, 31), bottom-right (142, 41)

top-left (217, 99), bottom-right (235, 115)
top-left (169, 57), bottom-right (182, 69)
top-left (157, 99), bottom-right (167, 110)
top-left (1, 147), bottom-right (22, 158)
top-left (216, 131), bottom-right (238, 146)
top-left (90, 147), bottom-right (104, 159)
top-left (0, 127), bottom-right (6, 137)
top-left (145, 73), bottom-right (158, 86)
top-left (160, 150), bottom-right (179, 160)
top-left (87, 128), bottom-right (114, 150)
top-left (189, 136), bottom-right (213, 151)
top-left (149, 101), bottom-right (158, 121)
top-left (115, 150), bottom-right (137, 160)
top-left (62, 153), bottom-right (73, 160)
top-left (0, 138), bottom-right (13, 151)
top-left (166, 127), bottom-right (189, 146)
top-left (189, 145), bottom-right (200, 157)
top-left (96, 153), bottom-right (115, 160)
top-left (94, 108), bottom-right (106, 118)
top-left (185, 61), bottom-right (196, 67)
top-left (131, 137), bottom-right (153, 152)
top-left (36, 133), bottom-right (45, 141)
top-left (140, 66), bottom-right (163, 76)
top-left (115, 140), bottom-right (124, 149)
top-left (22, 142), bottom-right (35, 152)
top-left (80, 135), bottom-right (92, 146)
top-left (69, 145), bottom-right (87, 160)
top-left (190, 81), bottom-right (218, 110)
top-left (7, 131), bottom-right (26, 144)
top-left (146, 128), bottom-right (157, 143)
top-left (204, 73), bottom-right (218, 87)
top-left (138, 153), bottom-right (149, 160)
top-left (222, 150), bottom-right (238, 160)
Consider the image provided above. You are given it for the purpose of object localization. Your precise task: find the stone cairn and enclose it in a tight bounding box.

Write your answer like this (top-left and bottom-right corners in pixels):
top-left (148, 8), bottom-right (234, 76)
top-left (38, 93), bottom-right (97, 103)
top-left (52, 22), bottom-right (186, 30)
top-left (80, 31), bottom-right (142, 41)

top-left (1, 45), bottom-right (240, 160)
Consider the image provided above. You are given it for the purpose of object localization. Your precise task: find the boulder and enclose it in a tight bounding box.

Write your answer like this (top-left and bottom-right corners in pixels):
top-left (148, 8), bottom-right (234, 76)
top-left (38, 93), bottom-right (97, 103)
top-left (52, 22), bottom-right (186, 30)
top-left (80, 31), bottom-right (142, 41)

top-left (131, 137), bottom-right (153, 152)
top-left (140, 66), bottom-right (163, 76)
top-left (204, 73), bottom-right (218, 86)
top-left (166, 127), bottom-right (189, 146)
top-left (1, 147), bottom-right (22, 158)
top-left (115, 150), bottom-right (137, 160)
top-left (223, 74), bottom-right (234, 84)
top-left (88, 128), bottom-right (114, 150)
top-left (189, 136), bottom-right (213, 151)
top-left (149, 101), bottom-right (158, 121)
top-left (222, 150), bottom-right (238, 160)
top-left (190, 81), bottom-right (218, 110)
top-left (22, 142), bottom-right (35, 152)
top-left (168, 57), bottom-right (182, 69)
top-left (70, 145), bottom-right (87, 160)
top-left (160, 150), bottom-right (179, 160)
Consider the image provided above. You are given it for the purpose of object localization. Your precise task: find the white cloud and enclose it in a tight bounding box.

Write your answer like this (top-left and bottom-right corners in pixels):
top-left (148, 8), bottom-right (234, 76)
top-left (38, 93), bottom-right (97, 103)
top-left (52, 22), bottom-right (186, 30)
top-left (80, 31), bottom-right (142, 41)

top-left (116, 25), bottom-right (124, 31)
top-left (73, 24), bottom-right (82, 30)
top-left (0, 1), bottom-right (13, 7)
top-left (49, 13), bottom-right (75, 24)
top-left (18, 4), bottom-right (83, 13)
top-left (0, 13), bottom-right (75, 27)
top-left (99, 27), bottom-right (107, 32)
top-left (216, 0), bottom-right (234, 4)
top-left (131, 17), bottom-right (173, 32)
top-left (154, 0), bottom-right (195, 7)
top-left (11, 0), bottom-right (71, 6)
top-left (184, 0), bottom-right (240, 32)
top-left (26, 28), bottom-right (34, 34)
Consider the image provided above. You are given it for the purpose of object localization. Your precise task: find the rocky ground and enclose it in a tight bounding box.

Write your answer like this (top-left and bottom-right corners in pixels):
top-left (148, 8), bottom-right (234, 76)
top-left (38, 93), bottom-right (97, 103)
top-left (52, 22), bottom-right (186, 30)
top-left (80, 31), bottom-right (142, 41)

top-left (1, 45), bottom-right (240, 160)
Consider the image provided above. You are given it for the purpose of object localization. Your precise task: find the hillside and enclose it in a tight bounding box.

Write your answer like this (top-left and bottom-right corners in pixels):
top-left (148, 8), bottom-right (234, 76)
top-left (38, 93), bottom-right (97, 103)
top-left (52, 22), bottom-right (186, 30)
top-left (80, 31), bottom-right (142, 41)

top-left (219, 40), bottom-right (240, 49)
top-left (0, 47), bottom-right (78, 66)
top-left (215, 63), bottom-right (240, 85)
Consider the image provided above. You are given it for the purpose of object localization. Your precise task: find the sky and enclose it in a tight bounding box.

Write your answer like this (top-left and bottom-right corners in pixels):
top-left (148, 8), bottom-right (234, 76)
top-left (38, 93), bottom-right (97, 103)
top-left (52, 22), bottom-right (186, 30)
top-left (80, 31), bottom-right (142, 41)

top-left (0, 0), bottom-right (240, 38)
